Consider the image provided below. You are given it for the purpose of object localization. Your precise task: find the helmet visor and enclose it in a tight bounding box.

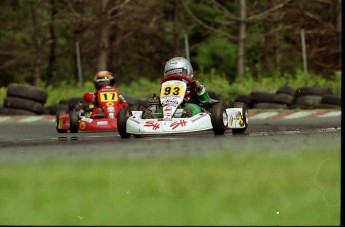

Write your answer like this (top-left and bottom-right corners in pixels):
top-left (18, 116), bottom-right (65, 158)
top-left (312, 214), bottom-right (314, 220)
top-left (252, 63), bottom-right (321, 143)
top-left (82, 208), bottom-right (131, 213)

top-left (164, 68), bottom-right (188, 77)
top-left (95, 78), bottom-right (110, 87)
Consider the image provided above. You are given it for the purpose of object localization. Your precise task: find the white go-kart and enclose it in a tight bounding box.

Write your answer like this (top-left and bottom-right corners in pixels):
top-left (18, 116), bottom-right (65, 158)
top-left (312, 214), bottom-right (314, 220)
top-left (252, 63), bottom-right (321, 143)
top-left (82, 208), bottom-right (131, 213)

top-left (117, 74), bottom-right (248, 138)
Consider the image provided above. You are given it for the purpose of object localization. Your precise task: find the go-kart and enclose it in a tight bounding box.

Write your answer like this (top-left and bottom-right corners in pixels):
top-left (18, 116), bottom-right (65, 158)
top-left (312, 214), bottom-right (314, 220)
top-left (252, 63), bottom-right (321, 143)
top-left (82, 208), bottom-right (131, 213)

top-left (56, 86), bottom-right (128, 133)
top-left (117, 74), bottom-right (248, 138)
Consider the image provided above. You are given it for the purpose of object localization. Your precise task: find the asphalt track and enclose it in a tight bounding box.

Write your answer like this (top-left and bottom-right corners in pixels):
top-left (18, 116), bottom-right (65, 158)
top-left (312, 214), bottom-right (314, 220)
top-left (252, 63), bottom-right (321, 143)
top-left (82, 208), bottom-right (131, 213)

top-left (0, 111), bottom-right (341, 162)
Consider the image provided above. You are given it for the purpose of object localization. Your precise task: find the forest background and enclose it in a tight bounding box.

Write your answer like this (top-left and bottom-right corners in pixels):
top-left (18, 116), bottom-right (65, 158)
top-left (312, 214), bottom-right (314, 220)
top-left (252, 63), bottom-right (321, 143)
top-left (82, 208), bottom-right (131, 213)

top-left (0, 0), bottom-right (342, 105)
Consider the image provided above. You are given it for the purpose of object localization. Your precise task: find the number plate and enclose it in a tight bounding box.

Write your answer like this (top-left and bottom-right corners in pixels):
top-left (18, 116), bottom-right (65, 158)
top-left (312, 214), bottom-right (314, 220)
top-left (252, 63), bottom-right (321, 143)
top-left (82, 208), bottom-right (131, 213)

top-left (99, 92), bottom-right (118, 102)
top-left (160, 81), bottom-right (186, 98)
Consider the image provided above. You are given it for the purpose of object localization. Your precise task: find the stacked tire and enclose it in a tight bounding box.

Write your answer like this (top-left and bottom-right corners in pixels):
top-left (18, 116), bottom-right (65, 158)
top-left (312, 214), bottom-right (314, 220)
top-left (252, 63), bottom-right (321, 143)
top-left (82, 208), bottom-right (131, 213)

top-left (45, 97), bottom-right (83, 115)
top-left (0, 83), bottom-right (48, 115)
top-left (272, 85), bottom-right (296, 108)
top-left (233, 85), bottom-right (341, 110)
top-left (250, 91), bottom-right (288, 109)
top-left (292, 86), bottom-right (333, 109)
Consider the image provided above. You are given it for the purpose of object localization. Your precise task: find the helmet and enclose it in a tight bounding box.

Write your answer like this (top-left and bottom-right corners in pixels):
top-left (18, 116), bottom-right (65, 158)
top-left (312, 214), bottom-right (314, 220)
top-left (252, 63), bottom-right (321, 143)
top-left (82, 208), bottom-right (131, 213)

top-left (93, 70), bottom-right (115, 89)
top-left (164, 57), bottom-right (194, 79)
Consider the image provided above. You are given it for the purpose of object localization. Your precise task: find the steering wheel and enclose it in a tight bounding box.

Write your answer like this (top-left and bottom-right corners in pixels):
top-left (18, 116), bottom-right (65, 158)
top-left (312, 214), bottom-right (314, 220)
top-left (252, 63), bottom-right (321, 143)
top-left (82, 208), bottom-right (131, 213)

top-left (161, 74), bottom-right (193, 84)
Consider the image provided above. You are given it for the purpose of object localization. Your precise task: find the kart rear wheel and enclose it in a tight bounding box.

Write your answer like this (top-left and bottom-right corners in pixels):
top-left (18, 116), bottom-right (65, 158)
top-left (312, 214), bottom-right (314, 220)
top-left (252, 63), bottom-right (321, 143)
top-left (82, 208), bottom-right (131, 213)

top-left (117, 108), bottom-right (131, 139)
top-left (232, 102), bottom-right (248, 134)
top-left (210, 102), bottom-right (227, 135)
top-left (56, 110), bottom-right (68, 133)
top-left (69, 110), bottom-right (79, 133)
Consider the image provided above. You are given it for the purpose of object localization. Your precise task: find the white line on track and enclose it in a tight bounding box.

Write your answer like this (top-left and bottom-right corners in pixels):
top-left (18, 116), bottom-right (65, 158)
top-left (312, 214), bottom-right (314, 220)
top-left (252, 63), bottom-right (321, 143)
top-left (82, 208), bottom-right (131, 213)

top-left (250, 112), bottom-right (279, 119)
top-left (318, 111), bottom-right (341, 118)
top-left (18, 116), bottom-right (44, 123)
top-left (0, 116), bottom-right (10, 123)
top-left (282, 111), bottom-right (318, 119)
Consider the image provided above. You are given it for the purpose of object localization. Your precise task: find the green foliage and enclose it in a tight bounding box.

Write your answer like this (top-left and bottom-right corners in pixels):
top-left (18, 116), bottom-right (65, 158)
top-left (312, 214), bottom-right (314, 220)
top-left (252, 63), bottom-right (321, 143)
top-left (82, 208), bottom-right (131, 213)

top-left (194, 37), bottom-right (237, 81)
top-left (117, 77), bottom-right (161, 98)
top-left (44, 81), bottom-right (94, 106)
top-left (0, 87), bottom-right (6, 104)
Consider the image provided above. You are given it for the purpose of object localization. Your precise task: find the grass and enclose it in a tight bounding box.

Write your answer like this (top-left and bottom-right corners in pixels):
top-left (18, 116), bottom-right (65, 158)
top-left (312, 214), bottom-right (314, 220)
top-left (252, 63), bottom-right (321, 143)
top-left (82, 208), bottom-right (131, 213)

top-left (0, 145), bottom-right (340, 226)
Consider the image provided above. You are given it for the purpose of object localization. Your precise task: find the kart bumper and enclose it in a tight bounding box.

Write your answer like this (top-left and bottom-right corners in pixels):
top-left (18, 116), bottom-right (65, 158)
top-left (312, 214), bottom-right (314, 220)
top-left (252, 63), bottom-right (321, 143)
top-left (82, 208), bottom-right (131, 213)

top-left (126, 112), bottom-right (213, 134)
top-left (56, 114), bottom-right (118, 132)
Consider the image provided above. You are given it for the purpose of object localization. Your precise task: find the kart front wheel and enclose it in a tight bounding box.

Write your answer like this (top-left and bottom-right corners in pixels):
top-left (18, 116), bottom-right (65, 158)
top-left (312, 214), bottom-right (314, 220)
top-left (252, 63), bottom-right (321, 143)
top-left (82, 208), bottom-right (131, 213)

top-left (117, 108), bottom-right (131, 139)
top-left (69, 110), bottom-right (79, 133)
top-left (210, 102), bottom-right (227, 135)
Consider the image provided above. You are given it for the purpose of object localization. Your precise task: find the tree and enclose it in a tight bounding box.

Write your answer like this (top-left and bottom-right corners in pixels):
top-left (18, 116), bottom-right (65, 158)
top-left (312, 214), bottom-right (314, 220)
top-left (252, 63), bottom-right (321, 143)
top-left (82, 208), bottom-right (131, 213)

top-left (182, 0), bottom-right (291, 78)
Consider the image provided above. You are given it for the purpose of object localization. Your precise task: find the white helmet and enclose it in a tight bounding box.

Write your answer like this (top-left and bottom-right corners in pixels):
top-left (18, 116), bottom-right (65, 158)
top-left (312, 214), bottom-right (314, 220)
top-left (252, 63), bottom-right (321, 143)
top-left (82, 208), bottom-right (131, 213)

top-left (164, 57), bottom-right (194, 79)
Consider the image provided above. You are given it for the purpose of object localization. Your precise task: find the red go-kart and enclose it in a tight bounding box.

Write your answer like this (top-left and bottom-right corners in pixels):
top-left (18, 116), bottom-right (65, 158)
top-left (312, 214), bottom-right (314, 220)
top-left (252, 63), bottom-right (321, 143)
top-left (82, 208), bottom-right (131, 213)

top-left (56, 86), bottom-right (128, 133)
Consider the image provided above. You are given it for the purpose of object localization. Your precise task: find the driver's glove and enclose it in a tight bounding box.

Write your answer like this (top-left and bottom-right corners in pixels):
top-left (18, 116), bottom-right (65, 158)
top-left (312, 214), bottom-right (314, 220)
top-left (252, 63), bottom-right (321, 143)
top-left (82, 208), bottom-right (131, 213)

top-left (191, 80), bottom-right (203, 92)
top-left (119, 94), bottom-right (127, 104)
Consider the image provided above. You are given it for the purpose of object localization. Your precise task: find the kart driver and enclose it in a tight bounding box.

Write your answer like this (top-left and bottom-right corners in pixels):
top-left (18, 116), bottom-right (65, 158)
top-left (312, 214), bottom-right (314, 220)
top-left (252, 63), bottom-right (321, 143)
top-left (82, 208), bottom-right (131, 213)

top-left (81, 70), bottom-right (128, 117)
top-left (149, 56), bottom-right (210, 118)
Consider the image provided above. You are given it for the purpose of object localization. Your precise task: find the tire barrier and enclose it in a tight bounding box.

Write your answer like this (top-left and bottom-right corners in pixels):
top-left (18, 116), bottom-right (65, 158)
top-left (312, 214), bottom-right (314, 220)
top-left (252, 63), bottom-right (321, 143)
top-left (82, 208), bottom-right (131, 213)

top-left (234, 85), bottom-right (341, 109)
top-left (0, 83), bottom-right (48, 115)
top-left (0, 84), bottom-right (341, 115)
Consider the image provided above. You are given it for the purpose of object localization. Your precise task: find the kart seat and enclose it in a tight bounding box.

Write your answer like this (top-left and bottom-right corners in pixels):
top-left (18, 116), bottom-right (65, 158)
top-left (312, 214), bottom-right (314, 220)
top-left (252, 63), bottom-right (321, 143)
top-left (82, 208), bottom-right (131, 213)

top-left (91, 108), bottom-right (105, 118)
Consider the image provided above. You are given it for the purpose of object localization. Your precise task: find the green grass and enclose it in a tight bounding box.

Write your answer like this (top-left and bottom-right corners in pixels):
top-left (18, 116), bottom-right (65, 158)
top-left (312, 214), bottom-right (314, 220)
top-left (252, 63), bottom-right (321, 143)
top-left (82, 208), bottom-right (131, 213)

top-left (0, 146), bottom-right (340, 226)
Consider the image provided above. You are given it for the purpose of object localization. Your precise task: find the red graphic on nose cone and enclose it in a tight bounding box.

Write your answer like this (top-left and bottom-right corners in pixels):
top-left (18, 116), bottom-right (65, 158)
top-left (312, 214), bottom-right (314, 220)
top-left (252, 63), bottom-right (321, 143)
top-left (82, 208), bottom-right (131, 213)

top-left (144, 121), bottom-right (160, 130)
top-left (170, 120), bottom-right (187, 130)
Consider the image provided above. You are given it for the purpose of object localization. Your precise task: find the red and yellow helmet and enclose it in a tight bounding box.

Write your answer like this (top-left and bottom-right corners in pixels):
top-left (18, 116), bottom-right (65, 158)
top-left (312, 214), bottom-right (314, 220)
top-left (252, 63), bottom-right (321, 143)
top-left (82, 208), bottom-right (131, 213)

top-left (93, 70), bottom-right (115, 89)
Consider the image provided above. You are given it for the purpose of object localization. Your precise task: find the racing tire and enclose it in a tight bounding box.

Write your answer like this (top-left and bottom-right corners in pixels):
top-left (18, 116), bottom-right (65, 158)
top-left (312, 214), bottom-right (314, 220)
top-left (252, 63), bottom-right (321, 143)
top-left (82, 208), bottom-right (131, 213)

top-left (55, 110), bottom-right (68, 133)
top-left (295, 86), bottom-right (331, 97)
top-left (210, 102), bottom-right (227, 135)
top-left (129, 104), bottom-right (141, 112)
top-left (7, 83), bottom-right (48, 104)
top-left (232, 102), bottom-right (248, 134)
top-left (276, 85), bottom-right (296, 96)
top-left (117, 108), bottom-right (131, 139)
top-left (321, 94), bottom-right (341, 106)
top-left (3, 96), bottom-right (45, 114)
top-left (0, 107), bottom-right (36, 115)
top-left (69, 111), bottom-right (79, 133)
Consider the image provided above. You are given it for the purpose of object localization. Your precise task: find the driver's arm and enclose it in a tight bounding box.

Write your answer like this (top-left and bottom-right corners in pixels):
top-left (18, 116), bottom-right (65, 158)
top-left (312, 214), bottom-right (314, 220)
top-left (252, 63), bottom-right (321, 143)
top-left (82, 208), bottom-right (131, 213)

top-left (191, 80), bottom-right (210, 104)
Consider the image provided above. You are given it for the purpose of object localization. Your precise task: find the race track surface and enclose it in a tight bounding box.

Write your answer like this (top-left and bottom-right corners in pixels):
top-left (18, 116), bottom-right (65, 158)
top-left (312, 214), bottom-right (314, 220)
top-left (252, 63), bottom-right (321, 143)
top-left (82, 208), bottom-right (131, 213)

top-left (0, 109), bottom-right (341, 162)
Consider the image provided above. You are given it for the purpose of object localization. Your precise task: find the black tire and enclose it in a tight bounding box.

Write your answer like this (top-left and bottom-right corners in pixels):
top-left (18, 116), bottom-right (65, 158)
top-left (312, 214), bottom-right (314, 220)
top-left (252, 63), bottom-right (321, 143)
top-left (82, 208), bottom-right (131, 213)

top-left (117, 108), bottom-right (131, 138)
top-left (59, 99), bottom-right (69, 105)
top-left (45, 104), bottom-right (70, 115)
top-left (129, 104), bottom-right (141, 112)
top-left (56, 110), bottom-right (68, 133)
top-left (295, 86), bottom-right (331, 97)
top-left (252, 102), bottom-right (288, 109)
top-left (315, 103), bottom-right (341, 109)
top-left (3, 96), bottom-right (45, 114)
top-left (294, 95), bottom-right (322, 108)
top-left (273, 93), bottom-right (294, 105)
top-left (276, 85), bottom-right (296, 96)
top-left (210, 102), bottom-right (227, 135)
top-left (208, 89), bottom-right (221, 100)
top-left (234, 94), bottom-right (252, 107)
top-left (69, 111), bottom-right (79, 133)
top-left (7, 83), bottom-right (48, 104)
top-left (321, 94), bottom-right (341, 106)
top-left (0, 107), bottom-right (36, 115)
top-left (250, 91), bottom-right (275, 103)
top-left (232, 102), bottom-right (248, 134)
top-left (123, 96), bottom-right (149, 107)
top-left (68, 97), bottom-right (83, 111)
